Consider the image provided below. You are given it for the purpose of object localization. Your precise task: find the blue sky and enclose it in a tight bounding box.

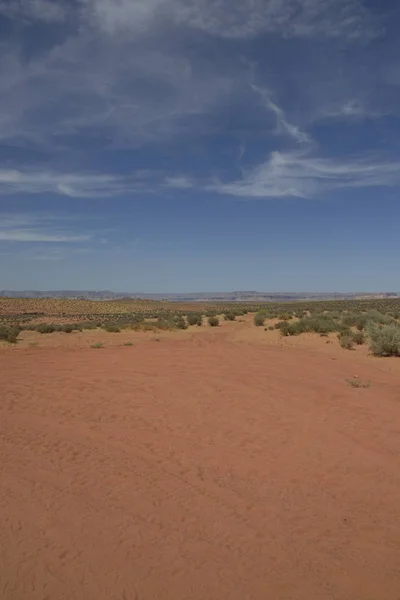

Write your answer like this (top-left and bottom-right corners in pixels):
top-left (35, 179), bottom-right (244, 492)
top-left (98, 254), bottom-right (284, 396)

top-left (1, 0), bottom-right (400, 292)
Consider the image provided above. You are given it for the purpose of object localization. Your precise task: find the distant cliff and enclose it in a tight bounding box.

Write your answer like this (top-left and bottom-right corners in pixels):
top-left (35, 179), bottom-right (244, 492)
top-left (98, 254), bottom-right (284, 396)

top-left (1, 290), bottom-right (398, 302)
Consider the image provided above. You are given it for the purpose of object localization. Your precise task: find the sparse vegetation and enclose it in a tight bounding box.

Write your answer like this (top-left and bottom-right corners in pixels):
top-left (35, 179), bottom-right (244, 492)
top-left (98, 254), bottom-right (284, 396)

top-left (36, 324), bottom-right (56, 334)
top-left (346, 378), bottom-right (371, 388)
top-left (1, 296), bottom-right (400, 356)
top-left (90, 342), bottom-right (104, 349)
top-left (104, 323), bottom-right (121, 333)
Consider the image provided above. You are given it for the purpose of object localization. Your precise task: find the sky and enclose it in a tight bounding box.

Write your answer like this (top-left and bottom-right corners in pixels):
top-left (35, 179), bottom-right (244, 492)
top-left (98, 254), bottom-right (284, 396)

top-left (1, 0), bottom-right (400, 292)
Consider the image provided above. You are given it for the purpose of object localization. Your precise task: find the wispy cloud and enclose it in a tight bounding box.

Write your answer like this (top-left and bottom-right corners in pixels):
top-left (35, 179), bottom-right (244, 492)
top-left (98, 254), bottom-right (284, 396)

top-left (0, 213), bottom-right (93, 244)
top-left (83, 0), bottom-right (381, 40)
top-left (0, 0), bottom-right (66, 22)
top-left (0, 230), bottom-right (91, 243)
top-left (207, 151), bottom-right (400, 198)
top-left (251, 84), bottom-right (311, 144)
top-left (164, 176), bottom-right (193, 189)
top-left (0, 169), bottom-right (135, 197)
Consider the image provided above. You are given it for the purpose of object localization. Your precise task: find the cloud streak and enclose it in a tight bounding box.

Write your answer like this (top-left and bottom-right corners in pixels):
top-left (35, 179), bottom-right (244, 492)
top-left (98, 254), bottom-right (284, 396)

top-left (0, 213), bottom-right (93, 244)
top-left (208, 151), bottom-right (400, 198)
top-left (0, 169), bottom-right (138, 197)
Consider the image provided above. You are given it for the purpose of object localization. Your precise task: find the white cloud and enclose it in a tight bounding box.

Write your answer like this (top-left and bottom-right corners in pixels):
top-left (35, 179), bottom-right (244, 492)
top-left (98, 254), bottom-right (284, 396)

top-left (0, 230), bottom-right (91, 242)
top-left (82, 0), bottom-right (380, 40)
top-left (321, 100), bottom-right (388, 120)
top-left (164, 176), bottom-right (193, 189)
top-left (0, 0), bottom-right (66, 22)
top-left (251, 84), bottom-right (311, 144)
top-left (0, 169), bottom-right (131, 197)
top-left (207, 151), bottom-right (400, 198)
top-left (0, 213), bottom-right (93, 244)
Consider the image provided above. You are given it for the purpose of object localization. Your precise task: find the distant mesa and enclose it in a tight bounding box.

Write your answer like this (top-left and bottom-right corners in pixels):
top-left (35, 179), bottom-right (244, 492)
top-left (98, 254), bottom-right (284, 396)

top-left (0, 290), bottom-right (398, 302)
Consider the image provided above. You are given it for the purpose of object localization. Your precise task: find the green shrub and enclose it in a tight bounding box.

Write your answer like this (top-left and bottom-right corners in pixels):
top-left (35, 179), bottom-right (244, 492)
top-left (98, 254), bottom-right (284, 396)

top-left (352, 331), bottom-right (365, 345)
top-left (36, 324), bottom-right (56, 334)
top-left (208, 316), bottom-right (219, 327)
top-left (278, 312), bottom-right (292, 321)
top-left (174, 316), bottom-right (188, 330)
top-left (339, 334), bottom-right (355, 350)
top-left (366, 322), bottom-right (400, 356)
top-left (104, 323), bottom-right (120, 333)
top-left (187, 313), bottom-right (203, 326)
top-left (278, 315), bottom-right (339, 337)
top-left (254, 313), bottom-right (265, 327)
top-left (365, 310), bottom-right (393, 325)
top-left (81, 321), bottom-right (98, 330)
top-left (0, 325), bottom-right (20, 344)
top-left (354, 315), bottom-right (367, 331)
top-left (62, 324), bottom-right (75, 334)
top-left (224, 312), bottom-right (236, 321)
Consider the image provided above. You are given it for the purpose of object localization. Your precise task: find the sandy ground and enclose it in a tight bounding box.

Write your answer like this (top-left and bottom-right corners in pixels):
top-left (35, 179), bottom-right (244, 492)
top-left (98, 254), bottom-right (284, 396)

top-left (1, 320), bottom-right (400, 599)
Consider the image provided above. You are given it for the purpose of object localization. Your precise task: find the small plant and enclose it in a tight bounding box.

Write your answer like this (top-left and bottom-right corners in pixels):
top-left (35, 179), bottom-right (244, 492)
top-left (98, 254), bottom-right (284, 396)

top-left (208, 316), bottom-right (219, 327)
top-left (254, 313), bottom-right (265, 327)
top-left (123, 341), bottom-right (133, 346)
top-left (90, 342), bottom-right (103, 349)
top-left (346, 378), bottom-right (371, 388)
top-left (62, 324), bottom-right (75, 334)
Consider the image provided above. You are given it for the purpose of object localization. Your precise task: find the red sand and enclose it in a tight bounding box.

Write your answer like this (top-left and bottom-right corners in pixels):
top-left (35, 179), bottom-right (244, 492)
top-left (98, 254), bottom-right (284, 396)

top-left (1, 332), bottom-right (400, 599)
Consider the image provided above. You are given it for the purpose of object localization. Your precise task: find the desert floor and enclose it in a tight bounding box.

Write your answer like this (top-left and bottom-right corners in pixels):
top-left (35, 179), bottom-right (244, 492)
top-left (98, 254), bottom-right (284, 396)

top-left (1, 317), bottom-right (400, 599)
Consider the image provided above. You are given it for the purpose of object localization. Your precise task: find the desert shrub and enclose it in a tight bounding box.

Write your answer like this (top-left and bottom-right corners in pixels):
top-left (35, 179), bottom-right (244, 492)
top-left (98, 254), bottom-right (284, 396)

top-left (187, 313), bottom-right (203, 326)
top-left (208, 316), bottom-right (219, 327)
top-left (365, 310), bottom-right (393, 325)
top-left (224, 312), bottom-right (236, 321)
top-left (278, 312), bottom-right (292, 321)
top-left (352, 331), bottom-right (365, 345)
top-left (254, 313), bottom-right (265, 327)
top-left (339, 334), bottom-right (355, 350)
top-left (366, 322), bottom-right (400, 356)
top-left (104, 323), bottom-right (120, 333)
top-left (62, 324), bottom-right (75, 333)
top-left (341, 313), bottom-right (359, 327)
top-left (0, 325), bottom-right (20, 343)
top-left (174, 316), bottom-right (188, 330)
top-left (278, 314), bottom-right (342, 337)
top-left (36, 324), bottom-right (56, 334)
top-left (81, 321), bottom-right (98, 330)
top-left (268, 325), bottom-right (275, 331)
